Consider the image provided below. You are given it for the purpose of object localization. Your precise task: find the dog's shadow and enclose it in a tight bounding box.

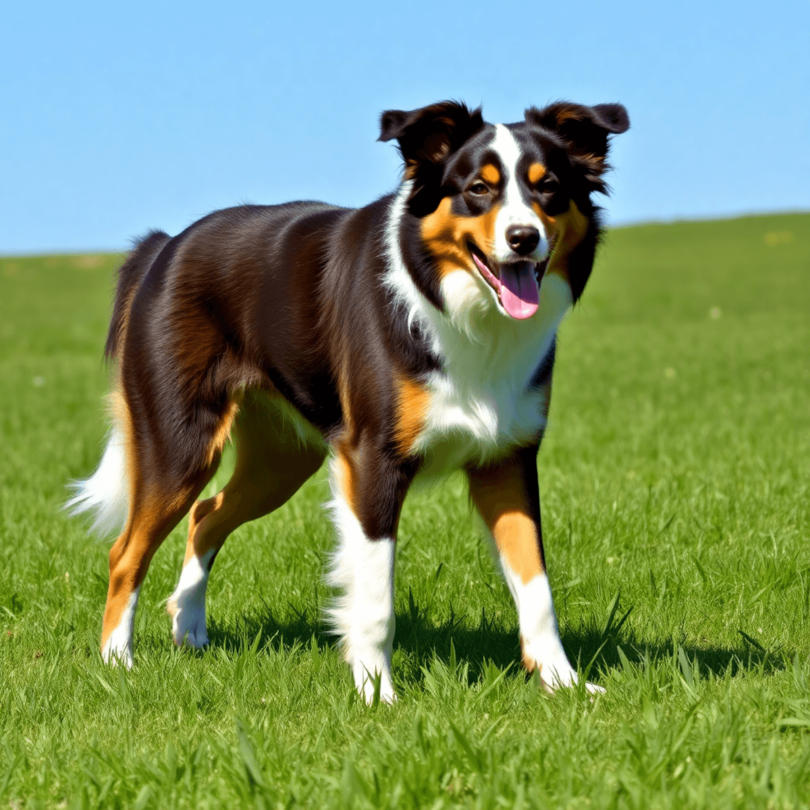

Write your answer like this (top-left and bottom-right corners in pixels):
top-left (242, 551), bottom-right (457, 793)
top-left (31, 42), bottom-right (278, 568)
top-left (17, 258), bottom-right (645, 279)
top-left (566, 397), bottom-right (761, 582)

top-left (205, 603), bottom-right (788, 687)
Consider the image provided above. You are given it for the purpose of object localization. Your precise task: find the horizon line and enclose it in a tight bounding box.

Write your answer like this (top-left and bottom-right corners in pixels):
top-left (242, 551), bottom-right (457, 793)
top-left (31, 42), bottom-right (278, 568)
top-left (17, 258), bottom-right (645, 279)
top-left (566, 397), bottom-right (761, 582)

top-left (2, 207), bottom-right (807, 259)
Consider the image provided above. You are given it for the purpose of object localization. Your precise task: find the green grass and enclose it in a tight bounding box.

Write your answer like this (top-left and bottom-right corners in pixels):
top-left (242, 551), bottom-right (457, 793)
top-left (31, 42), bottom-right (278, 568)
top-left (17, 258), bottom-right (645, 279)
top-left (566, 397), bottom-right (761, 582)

top-left (1, 213), bottom-right (809, 808)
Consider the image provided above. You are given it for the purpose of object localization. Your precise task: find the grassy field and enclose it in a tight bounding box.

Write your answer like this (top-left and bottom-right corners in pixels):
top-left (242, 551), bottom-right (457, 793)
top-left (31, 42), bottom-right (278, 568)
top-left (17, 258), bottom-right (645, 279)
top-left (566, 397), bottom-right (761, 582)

top-left (1, 212), bottom-right (809, 808)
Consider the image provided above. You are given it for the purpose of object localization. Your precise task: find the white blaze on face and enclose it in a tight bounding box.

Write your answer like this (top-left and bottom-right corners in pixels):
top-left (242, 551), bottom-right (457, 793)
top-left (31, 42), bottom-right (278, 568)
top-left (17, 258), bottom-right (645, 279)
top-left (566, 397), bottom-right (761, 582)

top-left (490, 124), bottom-right (549, 265)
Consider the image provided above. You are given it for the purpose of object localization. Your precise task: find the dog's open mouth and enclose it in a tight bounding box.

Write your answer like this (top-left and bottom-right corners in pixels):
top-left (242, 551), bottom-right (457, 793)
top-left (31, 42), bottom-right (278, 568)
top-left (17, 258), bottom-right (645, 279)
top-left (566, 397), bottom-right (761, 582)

top-left (468, 243), bottom-right (548, 320)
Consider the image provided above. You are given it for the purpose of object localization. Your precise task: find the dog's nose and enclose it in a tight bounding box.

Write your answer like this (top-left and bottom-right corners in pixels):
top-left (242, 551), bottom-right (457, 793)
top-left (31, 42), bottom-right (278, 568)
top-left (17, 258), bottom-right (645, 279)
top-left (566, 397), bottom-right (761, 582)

top-left (506, 225), bottom-right (540, 256)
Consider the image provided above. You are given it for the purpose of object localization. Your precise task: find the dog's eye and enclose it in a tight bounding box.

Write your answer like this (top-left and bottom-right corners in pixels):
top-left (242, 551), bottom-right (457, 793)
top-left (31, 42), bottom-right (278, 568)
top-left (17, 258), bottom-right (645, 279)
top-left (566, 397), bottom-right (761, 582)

top-left (469, 182), bottom-right (490, 196)
top-left (539, 177), bottom-right (559, 194)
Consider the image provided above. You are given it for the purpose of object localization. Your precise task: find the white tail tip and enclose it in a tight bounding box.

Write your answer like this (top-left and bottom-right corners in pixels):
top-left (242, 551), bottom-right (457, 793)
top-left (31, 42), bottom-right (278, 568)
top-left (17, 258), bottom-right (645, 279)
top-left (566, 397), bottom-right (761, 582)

top-left (66, 426), bottom-right (129, 537)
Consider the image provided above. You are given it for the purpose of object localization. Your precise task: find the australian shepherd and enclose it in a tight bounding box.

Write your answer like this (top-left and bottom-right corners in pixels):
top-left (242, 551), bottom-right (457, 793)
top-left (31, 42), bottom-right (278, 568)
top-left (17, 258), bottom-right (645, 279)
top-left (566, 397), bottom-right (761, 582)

top-left (68, 100), bottom-right (629, 702)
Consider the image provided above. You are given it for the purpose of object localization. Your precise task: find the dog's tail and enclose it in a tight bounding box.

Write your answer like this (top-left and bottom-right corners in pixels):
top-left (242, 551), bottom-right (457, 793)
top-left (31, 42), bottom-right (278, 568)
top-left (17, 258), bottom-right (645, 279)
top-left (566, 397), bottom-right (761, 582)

top-left (66, 230), bottom-right (170, 536)
top-left (65, 394), bottom-right (131, 536)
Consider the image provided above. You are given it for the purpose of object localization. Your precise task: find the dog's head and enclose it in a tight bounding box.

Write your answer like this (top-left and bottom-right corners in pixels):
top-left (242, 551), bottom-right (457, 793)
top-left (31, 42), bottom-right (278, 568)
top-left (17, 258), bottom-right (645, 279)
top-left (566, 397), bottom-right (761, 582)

top-left (380, 100), bottom-right (629, 321)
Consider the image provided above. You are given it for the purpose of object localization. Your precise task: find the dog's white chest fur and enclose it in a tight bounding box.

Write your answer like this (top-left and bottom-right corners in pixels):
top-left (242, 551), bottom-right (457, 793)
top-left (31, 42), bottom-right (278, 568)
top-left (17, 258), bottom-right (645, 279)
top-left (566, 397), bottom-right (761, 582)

top-left (413, 269), bottom-right (572, 476)
top-left (415, 371), bottom-right (546, 476)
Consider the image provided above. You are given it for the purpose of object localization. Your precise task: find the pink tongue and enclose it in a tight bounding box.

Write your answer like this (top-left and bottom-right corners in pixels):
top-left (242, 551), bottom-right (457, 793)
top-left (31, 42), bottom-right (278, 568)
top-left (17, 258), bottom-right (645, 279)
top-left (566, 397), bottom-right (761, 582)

top-left (499, 262), bottom-right (539, 319)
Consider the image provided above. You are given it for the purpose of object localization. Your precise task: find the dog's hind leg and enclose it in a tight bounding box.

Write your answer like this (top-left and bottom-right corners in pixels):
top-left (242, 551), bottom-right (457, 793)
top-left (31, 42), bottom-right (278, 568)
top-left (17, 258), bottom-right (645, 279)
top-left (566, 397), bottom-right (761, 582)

top-left (100, 399), bottom-right (236, 667)
top-left (167, 393), bottom-right (326, 648)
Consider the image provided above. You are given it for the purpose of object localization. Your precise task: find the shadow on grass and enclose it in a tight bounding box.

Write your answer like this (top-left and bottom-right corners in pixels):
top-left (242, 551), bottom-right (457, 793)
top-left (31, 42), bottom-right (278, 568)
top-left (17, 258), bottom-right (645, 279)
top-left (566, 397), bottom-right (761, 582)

top-left (205, 599), bottom-right (790, 685)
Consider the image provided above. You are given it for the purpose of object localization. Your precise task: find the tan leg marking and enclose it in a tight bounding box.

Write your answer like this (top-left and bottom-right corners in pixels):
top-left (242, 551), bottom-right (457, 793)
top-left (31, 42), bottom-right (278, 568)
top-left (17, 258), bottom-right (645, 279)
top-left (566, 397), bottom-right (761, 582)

top-left (205, 399), bottom-right (239, 466)
top-left (468, 458), bottom-right (543, 585)
top-left (394, 376), bottom-right (430, 457)
top-left (107, 386), bottom-right (136, 520)
top-left (333, 453), bottom-right (357, 514)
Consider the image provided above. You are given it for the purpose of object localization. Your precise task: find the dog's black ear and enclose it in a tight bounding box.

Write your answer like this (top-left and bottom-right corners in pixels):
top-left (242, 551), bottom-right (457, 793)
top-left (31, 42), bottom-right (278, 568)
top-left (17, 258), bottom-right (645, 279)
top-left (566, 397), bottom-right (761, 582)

top-left (379, 100), bottom-right (484, 172)
top-left (379, 101), bottom-right (483, 215)
top-left (526, 102), bottom-right (629, 192)
top-left (527, 101), bottom-right (629, 156)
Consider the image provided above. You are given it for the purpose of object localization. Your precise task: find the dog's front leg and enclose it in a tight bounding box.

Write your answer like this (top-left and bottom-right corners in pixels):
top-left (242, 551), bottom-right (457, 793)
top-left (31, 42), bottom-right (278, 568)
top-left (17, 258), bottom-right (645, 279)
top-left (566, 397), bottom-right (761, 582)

top-left (468, 448), bottom-right (603, 694)
top-left (326, 444), bottom-right (416, 704)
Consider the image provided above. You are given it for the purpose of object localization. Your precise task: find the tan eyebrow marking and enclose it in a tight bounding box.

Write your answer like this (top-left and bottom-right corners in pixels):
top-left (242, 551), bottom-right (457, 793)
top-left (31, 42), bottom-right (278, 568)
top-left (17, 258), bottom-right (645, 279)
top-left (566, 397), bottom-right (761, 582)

top-left (528, 163), bottom-right (546, 184)
top-left (480, 164), bottom-right (501, 185)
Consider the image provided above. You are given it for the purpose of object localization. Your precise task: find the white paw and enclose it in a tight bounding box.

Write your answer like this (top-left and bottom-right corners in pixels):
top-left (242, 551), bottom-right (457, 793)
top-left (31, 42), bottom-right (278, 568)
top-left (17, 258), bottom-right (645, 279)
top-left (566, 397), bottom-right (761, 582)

top-left (353, 657), bottom-right (397, 705)
top-left (168, 556), bottom-right (212, 648)
top-left (167, 597), bottom-right (210, 648)
top-left (173, 615), bottom-right (210, 648)
top-left (537, 660), bottom-right (604, 695)
top-left (101, 636), bottom-right (133, 669)
top-left (523, 636), bottom-right (604, 695)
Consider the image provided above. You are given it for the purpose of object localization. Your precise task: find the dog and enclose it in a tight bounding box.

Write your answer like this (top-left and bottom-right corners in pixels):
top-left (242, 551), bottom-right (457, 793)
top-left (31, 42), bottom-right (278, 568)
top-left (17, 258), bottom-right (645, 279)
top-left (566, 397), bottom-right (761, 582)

top-left (68, 99), bottom-right (629, 702)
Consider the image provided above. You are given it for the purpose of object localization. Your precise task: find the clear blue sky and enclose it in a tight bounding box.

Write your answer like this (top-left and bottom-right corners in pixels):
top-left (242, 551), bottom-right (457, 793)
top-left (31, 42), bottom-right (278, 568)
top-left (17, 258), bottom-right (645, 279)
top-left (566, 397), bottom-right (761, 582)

top-left (2, 0), bottom-right (808, 254)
